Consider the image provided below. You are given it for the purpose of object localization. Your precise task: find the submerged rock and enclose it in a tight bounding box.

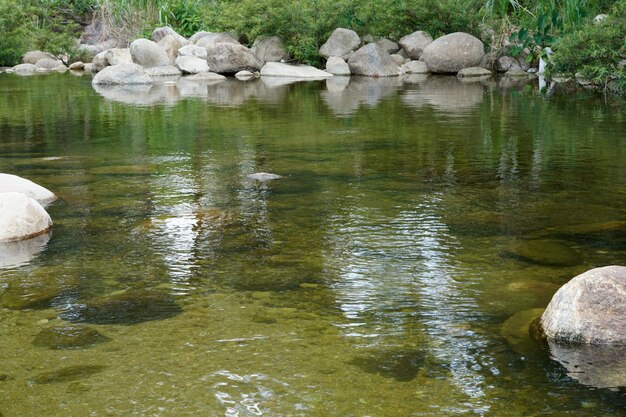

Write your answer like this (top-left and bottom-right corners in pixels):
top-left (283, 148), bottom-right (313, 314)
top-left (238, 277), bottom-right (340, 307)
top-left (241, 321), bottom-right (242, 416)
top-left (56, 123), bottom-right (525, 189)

top-left (349, 349), bottom-right (437, 382)
top-left (0, 192), bottom-right (52, 242)
top-left (0, 173), bottom-right (56, 205)
top-left (59, 289), bottom-right (182, 325)
top-left (246, 172), bottom-right (282, 181)
top-left (504, 239), bottom-right (582, 267)
top-left (30, 365), bottom-right (106, 384)
top-left (1, 265), bottom-right (76, 309)
top-left (33, 325), bottom-right (110, 349)
top-left (500, 308), bottom-right (545, 354)
top-left (540, 265), bottom-right (626, 345)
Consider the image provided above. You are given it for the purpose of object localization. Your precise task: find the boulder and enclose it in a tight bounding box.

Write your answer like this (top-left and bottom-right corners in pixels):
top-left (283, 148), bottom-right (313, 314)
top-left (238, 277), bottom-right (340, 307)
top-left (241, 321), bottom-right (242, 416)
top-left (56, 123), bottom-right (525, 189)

top-left (158, 34), bottom-right (183, 64)
top-left (457, 67), bottom-right (492, 78)
top-left (251, 36), bottom-right (289, 63)
top-left (497, 55), bottom-right (521, 72)
top-left (23, 51), bottom-right (55, 65)
top-left (184, 72), bottom-right (227, 83)
top-left (33, 325), bottom-right (110, 349)
top-left (91, 50), bottom-right (109, 72)
top-left (92, 63), bottom-right (153, 85)
top-left (175, 56), bottom-right (209, 74)
top-left (260, 62), bottom-right (333, 78)
top-left (325, 56), bottom-right (351, 75)
top-left (0, 193), bottom-right (52, 242)
top-left (540, 266), bottom-right (626, 345)
top-left (130, 39), bottom-right (171, 68)
top-left (205, 43), bottom-right (263, 74)
top-left (152, 26), bottom-right (187, 45)
top-left (10, 64), bottom-right (36, 75)
top-left (348, 44), bottom-right (400, 77)
top-left (400, 60), bottom-right (429, 74)
top-left (419, 32), bottom-right (485, 73)
top-left (319, 28), bottom-right (361, 60)
top-left (0, 173), bottom-right (56, 205)
top-left (375, 38), bottom-right (399, 54)
top-left (105, 48), bottom-right (133, 66)
top-left (69, 62), bottom-right (85, 70)
top-left (178, 44), bottom-right (207, 59)
top-left (195, 33), bottom-right (240, 49)
top-left (144, 66), bottom-right (181, 77)
top-left (234, 70), bottom-right (255, 80)
top-left (390, 54), bottom-right (405, 65)
top-left (189, 31), bottom-right (214, 44)
top-left (399, 31), bottom-right (433, 59)
top-left (505, 69), bottom-right (528, 77)
top-left (34, 58), bottom-right (63, 70)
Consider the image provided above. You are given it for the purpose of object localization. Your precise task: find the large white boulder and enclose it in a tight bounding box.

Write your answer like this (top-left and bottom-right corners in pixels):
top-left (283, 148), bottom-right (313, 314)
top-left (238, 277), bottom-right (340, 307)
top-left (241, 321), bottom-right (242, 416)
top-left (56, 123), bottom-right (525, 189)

top-left (419, 32), bottom-right (485, 73)
top-left (0, 193), bottom-right (53, 242)
top-left (320, 28), bottom-right (361, 60)
top-left (348, 44), bottom-right (400, 77)
top-left (175, 56), bottom-right (209, 74)
top-left (130, 39), bottom-right (171, 68)
top-left (399, 31), bottom-right (433, 59)
top-left (260, 62), bottom-right (333, 78)
top-left (0, 173), bottom-right (56, 205)
top-left (325, 56), bottom-right (351, 75)
top-left (540, 266), bottom-right (626, 345)
top-left (92, 63), bottom-right (153, 85)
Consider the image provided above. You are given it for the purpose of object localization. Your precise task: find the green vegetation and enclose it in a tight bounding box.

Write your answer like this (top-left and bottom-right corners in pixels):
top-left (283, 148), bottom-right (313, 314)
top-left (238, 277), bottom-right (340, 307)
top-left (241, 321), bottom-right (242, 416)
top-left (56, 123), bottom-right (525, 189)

top-left (0, 0), bottom-right (623, 91)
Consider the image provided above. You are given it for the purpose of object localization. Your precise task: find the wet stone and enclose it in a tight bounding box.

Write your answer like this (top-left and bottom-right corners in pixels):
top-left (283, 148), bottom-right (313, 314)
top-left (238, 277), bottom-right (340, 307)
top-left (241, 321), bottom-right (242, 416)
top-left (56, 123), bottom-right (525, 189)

top-left (349, 349), bottom-right (428, 382)
top-left (30, 365), bottom-right (106, 384)
top-left (503, 240), bottom-right (582, 267)
top-left (1, 283), bottom-right (62, 310)
top-left (500, 308), bottom-right (545, 354)
top-left (32, 325), bottom-right (111, 349)
top-left (59, 288), bottom-right (182, 325)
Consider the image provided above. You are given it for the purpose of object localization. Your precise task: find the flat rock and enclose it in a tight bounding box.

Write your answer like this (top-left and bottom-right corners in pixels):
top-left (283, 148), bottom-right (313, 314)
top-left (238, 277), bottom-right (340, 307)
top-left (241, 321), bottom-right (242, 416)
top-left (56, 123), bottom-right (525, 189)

top-left (33, 325), bottom-right (110, 349)
top-left (399, 31), bottom-right (433, 59)
top-left (457, 66), bottom-right (492, 78)
top-left (184, 72), bottom-right (227, 82)
top-left (0, 193), bottom-right (52, 243)
top-left (34, 58), bottom-right (63, 70)
top-left (348, 44), bottom-right (400, 77)
top-left (92, 63), bottom-right (153, 85)
top-left (320, 28), bottom-right (361, 60)
top-left (541, 265), bottom-right (626, 345)
top-left (260, 62), bottom-right (332, 78)
top-left (69, 62), bottom-right (85, 70)
top-left (505, 69), bottom-right (529, 77)
top-left (420, 32), bottom-right (485, 73)
top-left (175, 55), bottom-right (209, 74)
top-left (505, 239), bottom-right (581, 267)
top-left (0, 173), bottom-right (56, 205)
top-left (235, 70), bottom-right (255, 80)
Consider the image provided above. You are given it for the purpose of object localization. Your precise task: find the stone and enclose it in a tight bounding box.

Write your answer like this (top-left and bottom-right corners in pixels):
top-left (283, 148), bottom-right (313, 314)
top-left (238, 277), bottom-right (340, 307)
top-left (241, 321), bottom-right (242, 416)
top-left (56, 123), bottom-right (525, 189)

top-left (77, 44), bottom-right (101, 58)
top-left (195, 33), bottom-right (240, 49)
top-left (319, 28), bottom-right (361, 60)
top-left (59, 289), bottom-right (182, 325)
top-left (235, 70), bottom-right (255, 80)
top-left (390, 54), bottom-right (405, 66)
top-left (349, 349), bottom-right (428, 382)
top-left (540, 266), bottom-right (626, 345)
top-left (152, 26), bottom-right (187, 45)
top-left (505, 69), bottom-right (529, 77)
top-left (23, 51), bottom-right (55, 64)
top-left (325, 56), bottom-right (351, 76)
top-left (184, 72), bottom-right (227, 82)
top-left (130, 38), bottom-right (171, 68)
top-left (500, 308), bottom-right (545, 354)
top-left (69, 61), bottom-right (85, 70)
top-left (35, 58), bottom-right (63, 70)
top-left (247, 172), bottom-right (282, 181)
top-left (30, 365), bottom-right (106, 384)
top-left (83, 63), bottom-right (94, 72)
top-left (0, 265), bottom-right (72, 309)
top-left (175, 56), bottom-right (209, 74)
top-left (105, 48), bottom-right (132, 66)
top-left (593, 14), bottom-right (608, 23)
top-left (189, 31), bottom-right (213, 44)
top-left (400, 60), bottom-right (429, 74)
top-left (92, 63), bottom-right (153, 85)
top-left (251, 36), bottom-right (289, 63)
top-left (144, 66), bottom-right (182, 77)
top-left (457, 67), bottom-right (492, 78)
top-left (375, 38), bottom-right (399, 54)
top-left (178, 44), bottom-right (207, 59)
top-left (0, 193), bottom-right (52, 242)
top-left (33, 325), bottom-right (110, 349)
top-left (0, 173), bottom-right (56, 205)
top-left (505, 239), bottom-right (581, 266)
top-left (91, 50), bottom-right (109, 72)
top-left (498, 55), bottom-right (521, 72)
top-left (399, 31), bottom-right (433, 59)
top-left (260, 62), bottom-right (333, 78)
top-left (11, 64), bottom-right (36, 74)
top-left (205, 43), bottom-right (263, 74)
top-left (158, 34), bottom-right (183, 64)
top-left (348, 44), bottom-right (400, 77)
top-left (419, 32), bottom-right (485, 73)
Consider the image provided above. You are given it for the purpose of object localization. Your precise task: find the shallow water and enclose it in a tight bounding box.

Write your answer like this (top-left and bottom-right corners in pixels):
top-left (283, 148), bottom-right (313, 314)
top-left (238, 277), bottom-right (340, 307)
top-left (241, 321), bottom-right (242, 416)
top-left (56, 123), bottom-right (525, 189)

top-left (0, 72), bottom-right (625, 416)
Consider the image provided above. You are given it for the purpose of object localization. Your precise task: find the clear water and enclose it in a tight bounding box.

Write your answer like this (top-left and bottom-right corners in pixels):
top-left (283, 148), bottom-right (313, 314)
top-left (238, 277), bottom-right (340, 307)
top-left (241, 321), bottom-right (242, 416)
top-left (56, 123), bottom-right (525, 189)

top-left (0, 72), bottom-right (625, 416)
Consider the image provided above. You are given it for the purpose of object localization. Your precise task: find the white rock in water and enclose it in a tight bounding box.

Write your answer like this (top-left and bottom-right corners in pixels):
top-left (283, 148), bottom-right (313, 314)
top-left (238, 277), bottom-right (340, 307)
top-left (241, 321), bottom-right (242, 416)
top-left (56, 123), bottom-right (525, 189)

top-left (0, 192), bottom-right (53, 242)
top-left (0, 173), bottom-right (56, 205)
top-left (247, 173), bottom-right (282, 181)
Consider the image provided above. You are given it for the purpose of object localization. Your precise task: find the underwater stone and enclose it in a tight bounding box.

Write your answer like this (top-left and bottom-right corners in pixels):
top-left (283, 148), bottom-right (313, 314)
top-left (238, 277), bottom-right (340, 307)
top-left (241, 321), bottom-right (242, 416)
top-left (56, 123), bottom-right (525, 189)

top-left (30, 365), bottom-right (106, 384)
top-left (500, 308), bottom-right (545, 354)
top-left (349, 349), bottom-right (427, 382)
top-left (59, 288), bottom-right (182, 325)
top-left (33, 325), bottom-right (110, 349)
top-left (504, 239), bottom-right (582, 267)
top-left (246, 172), bottom-right (282, 181)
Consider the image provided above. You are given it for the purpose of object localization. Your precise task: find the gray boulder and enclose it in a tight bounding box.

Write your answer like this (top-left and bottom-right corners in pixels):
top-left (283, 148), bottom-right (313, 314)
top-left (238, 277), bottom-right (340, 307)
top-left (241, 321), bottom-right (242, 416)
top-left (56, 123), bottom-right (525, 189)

top-left (130, 39), bottom-right (171, 68)
top-left (419, 32), bottom-right (485, 73)
top-left (390, 54), bottom-right (405, 65)
top-left (251, 36), bottom-right (289, 63)
top-left (158, 34), bottom-right (183, 64)
top-left (541, 266), bottom-right (626, 345)
top-left (152, 26), bottom-right (187, 45)
top-left (178, 44), bottom-right (207, 59)
top-left (498, 55), bottom-right (521, 72)
top-left (92, 63), bottom-right (153, 85)
top-left (34, 58), bottom-right (63, 70)
top-left (400, 60), bottom-right (429, 74)
top-left (92, 48), bottom-right (132, 72)
top-left (69, 62), bottom-right (85, 70)
top-left (375, 38), bottom-right (399, 54)
top-left (320, 28), bottom-right (361, 60)
top-left (196, 33), bottom-right (240, 49)
top-left (8, 64), bottom-right (36, 75)
top-left (175, 56), bottom-right (209, 74)
top-left (205, 43), bottom-right (263, 74)
top-left (326, 56), bottom-right (351, 75)
top-left (23, 51), bottom-right (55, 65)
top-left (347, 44), bottom-right (400, 77)
top-left (399, 31), bottom-right (433, 59)
top-left (0, 193), bottom-right (52, 242)
top-left (0, 173), bottom-right (56, 205)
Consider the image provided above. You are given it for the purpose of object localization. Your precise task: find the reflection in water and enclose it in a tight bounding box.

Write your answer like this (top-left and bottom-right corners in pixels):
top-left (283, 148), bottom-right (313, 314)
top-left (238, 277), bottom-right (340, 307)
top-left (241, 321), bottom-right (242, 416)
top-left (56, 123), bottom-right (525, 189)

top-left (321, 76), bottom-right (402, 116)
top-left (0, 233), bottom-right (50, 269)
top-left (401, 76), bottom-right (484, 113)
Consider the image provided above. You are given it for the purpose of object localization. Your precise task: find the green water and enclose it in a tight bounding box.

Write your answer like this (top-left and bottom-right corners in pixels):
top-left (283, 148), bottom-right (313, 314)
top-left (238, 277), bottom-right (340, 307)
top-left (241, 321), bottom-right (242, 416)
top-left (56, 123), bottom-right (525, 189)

top-left (0, 72), bottom-right (625, 416)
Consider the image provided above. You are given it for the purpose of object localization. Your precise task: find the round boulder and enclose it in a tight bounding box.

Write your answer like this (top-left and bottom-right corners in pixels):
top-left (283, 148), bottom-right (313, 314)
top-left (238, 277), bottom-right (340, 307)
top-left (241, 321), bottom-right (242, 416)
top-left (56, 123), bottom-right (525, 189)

top-left (320, 28), bottom-right (361, 60)
top-left (541, 266), bottom-right (626, 345)
top-left (326, 56), bottom-right (351, 75)
top-left (130, 39), bottom-right (171, 68)
top-left (92, 63), bottom-right (153, 85)
top-left (23, 51), bottom-right (55, 64)
top-left (0, 173), bottom-right (56, 205)
top-left (205, 43), bottom-right (263, 74)
top-left (348, 44), bottom-right (400, 77)
top-left (251, 36), bottom-right (289, 63)
top-left (399, 31), bottom-right (433, 60)
top-left (419, 32), bottom-right (485, 74)
top-left (0, 192), bottom-right (52, 242)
